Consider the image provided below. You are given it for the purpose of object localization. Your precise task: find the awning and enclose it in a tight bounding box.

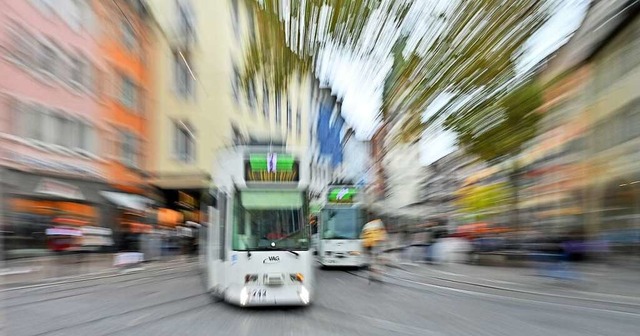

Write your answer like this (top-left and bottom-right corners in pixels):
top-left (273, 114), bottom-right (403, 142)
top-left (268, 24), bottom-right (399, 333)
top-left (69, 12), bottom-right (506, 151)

top-left (100, 191), bottom-right (153, 211)
top-left (46, 228), bottom-right (82, 236)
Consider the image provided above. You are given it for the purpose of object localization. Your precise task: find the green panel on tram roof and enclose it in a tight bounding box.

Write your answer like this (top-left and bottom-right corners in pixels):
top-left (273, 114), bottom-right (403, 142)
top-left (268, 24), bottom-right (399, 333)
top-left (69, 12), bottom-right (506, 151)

top-left (245, 153), bottom-right (299, 183)
top-left (248, 154), bottom-right (294, 172)
top-left (327, 187), bottom-right (358, 203)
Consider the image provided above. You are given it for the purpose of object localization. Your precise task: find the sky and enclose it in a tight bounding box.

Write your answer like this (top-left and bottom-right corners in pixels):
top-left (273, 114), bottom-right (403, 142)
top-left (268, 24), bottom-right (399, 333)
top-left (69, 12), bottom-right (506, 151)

top-left (317, 0), bottom-right (590, 166)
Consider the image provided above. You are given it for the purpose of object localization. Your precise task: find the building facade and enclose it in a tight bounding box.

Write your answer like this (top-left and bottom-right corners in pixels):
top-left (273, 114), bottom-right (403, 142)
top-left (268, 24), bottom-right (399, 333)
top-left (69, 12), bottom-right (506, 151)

top-left (0, 0), bottom-right (113, 256)
top-left (145, 0), bottom-right (323, 223)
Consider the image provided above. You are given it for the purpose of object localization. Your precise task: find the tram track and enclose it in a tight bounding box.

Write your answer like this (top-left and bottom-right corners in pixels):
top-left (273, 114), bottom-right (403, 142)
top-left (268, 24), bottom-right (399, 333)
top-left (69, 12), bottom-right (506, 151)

top-left (343, 268), bottom-right (640, 316)
top-left (27, 291), bottom-right (210, 336)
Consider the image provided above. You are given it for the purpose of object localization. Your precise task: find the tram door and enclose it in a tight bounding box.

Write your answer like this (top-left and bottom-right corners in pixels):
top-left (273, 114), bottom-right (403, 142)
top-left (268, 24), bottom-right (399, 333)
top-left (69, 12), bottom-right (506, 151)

top-left (206, 194), bottom-right (226, 291)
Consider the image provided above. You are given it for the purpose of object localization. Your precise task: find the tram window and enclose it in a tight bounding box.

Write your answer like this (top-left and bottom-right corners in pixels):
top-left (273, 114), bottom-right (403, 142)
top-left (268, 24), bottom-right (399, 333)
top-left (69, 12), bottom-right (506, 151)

top-left (232, 191), bottom-right (309, 251)
top-left (321, 209), bottom-right (363, 240)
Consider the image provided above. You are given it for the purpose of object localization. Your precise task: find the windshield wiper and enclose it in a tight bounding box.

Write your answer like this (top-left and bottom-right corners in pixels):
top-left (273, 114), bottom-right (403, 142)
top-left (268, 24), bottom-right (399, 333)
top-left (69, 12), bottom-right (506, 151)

top-left (286, 250), bottom-right (300, 257)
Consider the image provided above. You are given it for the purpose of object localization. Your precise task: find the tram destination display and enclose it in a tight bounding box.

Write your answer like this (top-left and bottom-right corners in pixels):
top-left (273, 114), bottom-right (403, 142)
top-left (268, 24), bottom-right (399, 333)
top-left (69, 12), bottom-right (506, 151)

top-left (244, 153), bottom-right (299, 183)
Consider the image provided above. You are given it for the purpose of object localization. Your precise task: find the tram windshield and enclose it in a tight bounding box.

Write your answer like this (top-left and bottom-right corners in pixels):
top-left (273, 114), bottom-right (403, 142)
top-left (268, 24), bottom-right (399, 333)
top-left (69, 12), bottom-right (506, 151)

top-left (321, 208), bottom-right (364, 240)
top-left (232, 190), bottom-right (309, 251)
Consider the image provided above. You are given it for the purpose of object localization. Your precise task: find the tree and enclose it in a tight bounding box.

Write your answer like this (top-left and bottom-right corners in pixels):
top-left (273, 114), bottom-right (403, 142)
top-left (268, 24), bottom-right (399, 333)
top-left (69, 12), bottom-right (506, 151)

top-left (239, 0), bottom-right (554, 225)
top-left (239, 0), bottom-right (412, 92)
top-left (456, 182), bottom-right (511, 221)
top-left (446, 78), bottom-right (545, 228)
top-left (239, 0), bottom-right (556, 135)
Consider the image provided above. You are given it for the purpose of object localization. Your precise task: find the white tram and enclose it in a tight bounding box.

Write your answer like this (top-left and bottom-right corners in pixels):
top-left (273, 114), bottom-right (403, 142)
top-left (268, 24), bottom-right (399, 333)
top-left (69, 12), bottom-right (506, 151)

top-left (317, 186), bottom-right (367, 267)
top-left (200, 145), bottom-right (314, 306)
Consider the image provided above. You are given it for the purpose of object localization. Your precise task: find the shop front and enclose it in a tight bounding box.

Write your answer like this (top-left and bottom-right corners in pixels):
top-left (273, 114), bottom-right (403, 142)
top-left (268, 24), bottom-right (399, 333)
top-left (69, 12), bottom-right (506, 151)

top-left (1, 169), bottom-right (111, 258)
top-left (100, 190), bottom-right (156, 252)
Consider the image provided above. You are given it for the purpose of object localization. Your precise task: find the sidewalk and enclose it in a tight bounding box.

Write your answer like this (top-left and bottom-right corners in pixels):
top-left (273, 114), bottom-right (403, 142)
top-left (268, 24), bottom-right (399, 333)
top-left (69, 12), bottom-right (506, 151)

top-left (0, 253), bottom-right (190, 287)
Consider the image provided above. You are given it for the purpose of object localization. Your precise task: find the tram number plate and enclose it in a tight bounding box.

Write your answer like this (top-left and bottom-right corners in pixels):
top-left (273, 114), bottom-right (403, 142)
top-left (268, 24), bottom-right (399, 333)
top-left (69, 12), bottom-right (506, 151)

top-left (250, 289), bottom-right (267, 301)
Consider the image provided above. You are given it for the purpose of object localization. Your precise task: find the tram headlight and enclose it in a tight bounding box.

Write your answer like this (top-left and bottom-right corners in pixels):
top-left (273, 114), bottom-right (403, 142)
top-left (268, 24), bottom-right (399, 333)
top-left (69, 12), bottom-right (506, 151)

top-left (240, 287), bottom-right (249, 306)
top-left (299, 286), bottom-right (310, 304)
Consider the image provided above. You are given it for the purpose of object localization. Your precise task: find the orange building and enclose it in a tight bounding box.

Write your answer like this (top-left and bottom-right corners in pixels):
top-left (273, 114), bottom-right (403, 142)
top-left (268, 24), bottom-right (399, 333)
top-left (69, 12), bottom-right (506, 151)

top-left (92, 0), bottom-right (156, 244)
top-left (94, 0), bottom-right (153, 197)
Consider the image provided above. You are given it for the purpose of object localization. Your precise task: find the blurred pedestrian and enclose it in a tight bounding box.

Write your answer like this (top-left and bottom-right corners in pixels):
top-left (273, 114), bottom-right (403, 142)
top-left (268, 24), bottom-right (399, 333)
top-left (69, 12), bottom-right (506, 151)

top-left (361, 214), bottom-right (387, 283)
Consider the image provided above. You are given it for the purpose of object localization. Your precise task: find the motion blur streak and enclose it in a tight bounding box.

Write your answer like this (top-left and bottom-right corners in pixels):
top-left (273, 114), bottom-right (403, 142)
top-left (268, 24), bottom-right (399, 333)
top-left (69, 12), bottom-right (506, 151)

top-left (1, 0), bottom-right (639, 335)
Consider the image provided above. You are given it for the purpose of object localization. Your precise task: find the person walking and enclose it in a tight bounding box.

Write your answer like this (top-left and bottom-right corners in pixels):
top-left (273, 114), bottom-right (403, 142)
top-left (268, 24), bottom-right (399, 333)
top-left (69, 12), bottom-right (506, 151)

top-left (360, 214), bottom-right (387, 283)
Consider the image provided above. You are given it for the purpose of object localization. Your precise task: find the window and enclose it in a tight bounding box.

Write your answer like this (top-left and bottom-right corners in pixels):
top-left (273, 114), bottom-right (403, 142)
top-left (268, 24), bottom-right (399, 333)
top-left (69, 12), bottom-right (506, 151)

top-left (39, 42), bottom-right (55, 75)
top-left (60, 117), bottom-right (75, 148)
top-left (53, 114), bottom-right (66, 146)
top-left (231, 65), bottom-right (240, 104)
top-left (231, 0), bottom-right (240, 38)
top-left (173, 51), bottom-right (194, 98)
top-left (25, 105), bottom-right (43, 141)
top-left (69, 55), bottom-right (83, 87)
top-left (9, 99), bottom-right (27, 137)
top-left (122, 20), bottom-right (136, 51)
top-left (178, 0), bottom-right (196, 44)
top-left (232, 190), bottom-right (309, 251)
top-left (247, 4), bottom-right (256, 42)
top-left (174, 121), bottom-right (195, 163)
top-left (69, 0), bottom-right (82, 30)
top-left (321, 208), bottom-right (365, 240)
top-left (84, 62), bottom-right (94, 92)
top-left (262, 81), bottom-right (269, 118)
top-left (286, 98), bottom-right (292, 131)
top-left (121, 131), bottom-right (138, 167)
top-left (78, 123), bottom-right (96, 154)
top-left (8, 27), bottom-right (35, 67)
top-left (275, 93), bottom-right (281, 123)
top-left (120, 75), bottom-right (137, 109)
top-left (247, 79), bottom-right (256, 108)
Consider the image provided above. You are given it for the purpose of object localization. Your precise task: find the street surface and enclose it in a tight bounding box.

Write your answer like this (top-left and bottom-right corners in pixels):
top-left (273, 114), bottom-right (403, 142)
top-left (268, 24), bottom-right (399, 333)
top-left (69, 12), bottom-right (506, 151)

top-left (2, 260), bottom-right (639, 336)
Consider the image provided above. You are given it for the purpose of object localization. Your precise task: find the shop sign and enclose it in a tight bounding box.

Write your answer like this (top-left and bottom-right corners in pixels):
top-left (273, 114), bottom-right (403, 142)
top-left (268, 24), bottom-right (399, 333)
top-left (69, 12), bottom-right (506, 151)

top-left (178, 191), bottom-right (197, 209)
top-left (8, 151), bottom-right (103, 179)
top-left (35, 178), bottom-right (85, 200)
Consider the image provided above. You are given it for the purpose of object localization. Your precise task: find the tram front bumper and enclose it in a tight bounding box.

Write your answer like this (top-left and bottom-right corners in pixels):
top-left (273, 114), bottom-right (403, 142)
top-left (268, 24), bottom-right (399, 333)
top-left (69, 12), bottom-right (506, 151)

top-left (321, 255), bottom-right (365, 267)
top-left (227, 284), bottom-right (311, 307)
